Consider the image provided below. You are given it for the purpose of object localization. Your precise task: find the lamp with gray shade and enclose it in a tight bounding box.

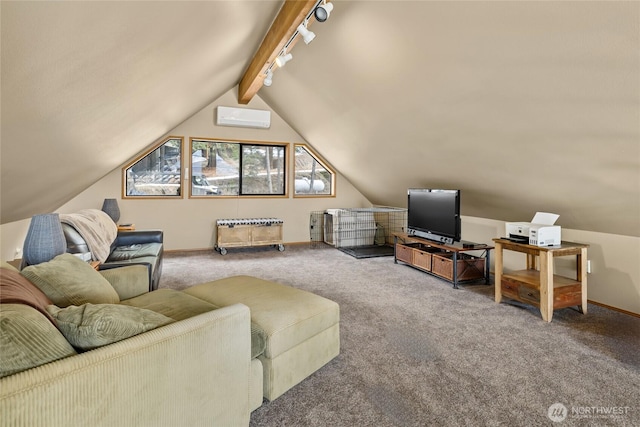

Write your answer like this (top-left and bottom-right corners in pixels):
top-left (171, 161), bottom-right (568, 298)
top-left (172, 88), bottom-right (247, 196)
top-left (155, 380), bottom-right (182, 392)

top-left (101, 198), bottom-right (120, 223)
top-left (21, 213), bottom-right (67, 268)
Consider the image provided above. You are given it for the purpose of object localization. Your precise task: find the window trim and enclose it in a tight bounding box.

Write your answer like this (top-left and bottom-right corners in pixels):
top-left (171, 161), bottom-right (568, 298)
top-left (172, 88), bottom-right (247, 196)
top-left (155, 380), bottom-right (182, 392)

top-left (122, 136), bottom-right (184, 199)
top-left (293, 143), bottom-right (336, 198)
top-left (189, 137), bottom-right (289, 198)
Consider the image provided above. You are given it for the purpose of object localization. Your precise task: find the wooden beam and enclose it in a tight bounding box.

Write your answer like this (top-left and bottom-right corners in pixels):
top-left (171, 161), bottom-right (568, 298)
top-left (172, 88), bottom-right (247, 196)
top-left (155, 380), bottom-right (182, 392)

top-left (238, 0), bottom-right (318, 104)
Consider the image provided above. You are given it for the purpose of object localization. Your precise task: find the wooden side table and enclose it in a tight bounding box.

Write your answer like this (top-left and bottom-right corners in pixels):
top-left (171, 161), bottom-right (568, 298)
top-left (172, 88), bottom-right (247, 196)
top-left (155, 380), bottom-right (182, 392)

top-left (493, 238), bottom-right (589, 322)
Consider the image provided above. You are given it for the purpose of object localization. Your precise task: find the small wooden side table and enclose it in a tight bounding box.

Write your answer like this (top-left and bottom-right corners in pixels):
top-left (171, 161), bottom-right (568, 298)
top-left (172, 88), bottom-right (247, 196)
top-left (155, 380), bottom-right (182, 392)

top-left (118, 224), bottom-right (135, 231)
top-left (493, 238), bottom-right (589, 322)
top-left (7, 259), bottom-right (22, 269)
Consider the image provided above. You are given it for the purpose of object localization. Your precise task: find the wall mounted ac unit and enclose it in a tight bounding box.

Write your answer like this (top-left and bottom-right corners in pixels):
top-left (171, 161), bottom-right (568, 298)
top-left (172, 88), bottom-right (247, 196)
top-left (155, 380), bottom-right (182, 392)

top-left (215, 106), bottom-right (271, 129)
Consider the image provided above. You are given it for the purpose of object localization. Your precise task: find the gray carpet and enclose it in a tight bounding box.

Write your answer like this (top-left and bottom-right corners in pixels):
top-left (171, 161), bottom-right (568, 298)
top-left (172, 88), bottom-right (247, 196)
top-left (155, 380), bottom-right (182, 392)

top-left (160, 244), bottom-right (639, 427)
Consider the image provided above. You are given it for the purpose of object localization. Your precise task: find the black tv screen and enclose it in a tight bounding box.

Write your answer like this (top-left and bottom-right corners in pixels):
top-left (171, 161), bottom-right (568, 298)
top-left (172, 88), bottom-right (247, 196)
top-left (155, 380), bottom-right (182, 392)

top-left (407, 189), bottom-right (461, 244)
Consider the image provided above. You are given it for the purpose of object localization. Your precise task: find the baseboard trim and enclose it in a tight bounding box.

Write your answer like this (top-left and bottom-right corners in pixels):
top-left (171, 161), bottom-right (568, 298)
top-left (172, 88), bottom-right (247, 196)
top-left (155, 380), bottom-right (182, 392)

top-left (587, 300), bottom-right (640, 318)
top-left (164, 241), bottom-right (317, 255)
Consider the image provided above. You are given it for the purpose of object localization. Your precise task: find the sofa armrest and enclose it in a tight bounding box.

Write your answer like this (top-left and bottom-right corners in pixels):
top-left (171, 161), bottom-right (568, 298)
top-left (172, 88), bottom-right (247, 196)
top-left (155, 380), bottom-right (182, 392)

top-left (0, 304), bottom-right (252, 427)
top-left (99, 265), bottom-right (150, 300)
top-left (114, 230), bottom-right (163, 246)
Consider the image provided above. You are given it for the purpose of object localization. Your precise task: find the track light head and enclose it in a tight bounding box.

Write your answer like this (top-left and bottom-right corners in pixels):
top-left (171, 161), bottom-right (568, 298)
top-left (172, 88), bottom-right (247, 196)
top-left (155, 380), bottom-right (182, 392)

top-left (275, 52), bottom-right (293, 67)
top-left (314, 2), bottom-right (333, 22)
top-left (263, 71), bottom-right (273, 87)
top-left (297, 22), bottom-right (316, 44)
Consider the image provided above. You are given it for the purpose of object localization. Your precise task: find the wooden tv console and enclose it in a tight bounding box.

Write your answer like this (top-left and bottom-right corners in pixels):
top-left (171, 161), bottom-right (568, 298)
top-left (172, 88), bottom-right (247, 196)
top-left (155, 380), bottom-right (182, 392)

top-left (393, 233), bottom-right (493, 288)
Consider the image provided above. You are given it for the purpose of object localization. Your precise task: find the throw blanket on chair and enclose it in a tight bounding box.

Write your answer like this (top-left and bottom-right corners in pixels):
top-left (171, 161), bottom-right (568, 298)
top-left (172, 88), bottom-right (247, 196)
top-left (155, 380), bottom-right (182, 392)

top-left (59, 209), bottom-right (118, 263)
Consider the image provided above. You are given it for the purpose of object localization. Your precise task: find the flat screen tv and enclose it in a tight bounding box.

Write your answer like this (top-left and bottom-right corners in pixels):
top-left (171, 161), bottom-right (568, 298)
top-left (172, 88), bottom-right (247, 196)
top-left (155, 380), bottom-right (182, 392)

top-left (407, 188), bottom-right (461, 244)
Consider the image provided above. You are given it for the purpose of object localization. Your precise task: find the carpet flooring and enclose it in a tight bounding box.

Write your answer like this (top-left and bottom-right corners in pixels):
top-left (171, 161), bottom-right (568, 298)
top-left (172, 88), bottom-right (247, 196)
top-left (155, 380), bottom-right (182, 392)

top-left (160, 244), bottom-right (639, 427)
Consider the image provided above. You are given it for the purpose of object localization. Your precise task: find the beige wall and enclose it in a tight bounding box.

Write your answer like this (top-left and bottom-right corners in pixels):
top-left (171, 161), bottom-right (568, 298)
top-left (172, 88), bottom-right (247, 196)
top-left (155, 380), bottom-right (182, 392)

top-left (57, 89), bottom-right (372, 249)
top-left (1, 87), bottom-right (638, 315)
top-left (4, 212), bottom-right (638, 315)
top-left (0, 89), bottom-right (371, 257)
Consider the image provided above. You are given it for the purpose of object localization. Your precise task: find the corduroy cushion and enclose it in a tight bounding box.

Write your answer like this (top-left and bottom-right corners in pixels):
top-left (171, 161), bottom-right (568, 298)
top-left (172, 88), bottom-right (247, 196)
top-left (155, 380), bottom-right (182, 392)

top-left (184, 275), bottom-right (339, 358)
top-left (0, 267), bottom-right (57, 325)
top-left (121, 289), bottom-right (267, 358)
top-left (21, 253), bottom-right (119, 307)
top-left (0, 304), bottom-right (77, 378)
top-left (120, 289), bottom-right (221, 321)
top-left (46, 304), bottom-right (174, 351)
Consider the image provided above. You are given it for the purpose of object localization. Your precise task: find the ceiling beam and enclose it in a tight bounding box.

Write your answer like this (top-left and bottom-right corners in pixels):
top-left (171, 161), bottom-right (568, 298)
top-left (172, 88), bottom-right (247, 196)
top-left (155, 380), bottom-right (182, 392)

top-left (238, 0), bottom-right (319, 105)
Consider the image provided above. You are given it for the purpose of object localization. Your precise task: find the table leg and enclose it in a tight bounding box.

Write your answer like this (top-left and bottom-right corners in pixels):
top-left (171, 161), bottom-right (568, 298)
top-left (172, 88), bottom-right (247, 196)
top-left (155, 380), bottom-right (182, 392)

top-left (539, 251), bottom-right (554, 322)
top-left (485, 249), bottom-right (491, 285)
top-left (494, 242), bottom-right (503, 303)
top-left (578, 248), bottom-right (588, 314)
top-left (452, 252), bottom-right (459, 289)
top-left (393, 235), bottom-right (398, 264)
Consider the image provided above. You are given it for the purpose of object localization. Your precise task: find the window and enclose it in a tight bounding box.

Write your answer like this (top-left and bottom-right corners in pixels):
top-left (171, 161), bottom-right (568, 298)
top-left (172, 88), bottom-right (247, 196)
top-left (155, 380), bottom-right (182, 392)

top-left (190, 138), bottom-right (287, 197)
top-left (123, 137), bottom-right (183, 198)
top-left (293, 144), bottom-right (335, 197)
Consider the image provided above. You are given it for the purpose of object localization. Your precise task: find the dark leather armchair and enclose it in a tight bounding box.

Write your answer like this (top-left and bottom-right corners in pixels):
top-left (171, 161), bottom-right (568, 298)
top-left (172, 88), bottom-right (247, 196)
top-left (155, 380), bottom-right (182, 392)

top-left (62, 224), bottom-right (163, 291)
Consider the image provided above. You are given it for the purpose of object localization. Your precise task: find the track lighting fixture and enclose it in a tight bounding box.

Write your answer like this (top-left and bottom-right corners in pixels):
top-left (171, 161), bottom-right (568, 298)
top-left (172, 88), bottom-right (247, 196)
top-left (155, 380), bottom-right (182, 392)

top-left (297, 21), bottom-right (316, 44)
top-left (275, 51), bottom-right (293, 67)
top-left (259, 0), bottom-right (333, 90)
top-left (314, 1), bottom-right (333, 22)
top-left (263, 70), bottom-right (273, 87)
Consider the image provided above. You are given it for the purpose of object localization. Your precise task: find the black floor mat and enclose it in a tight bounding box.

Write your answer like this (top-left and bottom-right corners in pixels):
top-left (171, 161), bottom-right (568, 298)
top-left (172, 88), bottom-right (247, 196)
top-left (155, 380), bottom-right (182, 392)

top-left (338, 245), bottom-right (395, 259)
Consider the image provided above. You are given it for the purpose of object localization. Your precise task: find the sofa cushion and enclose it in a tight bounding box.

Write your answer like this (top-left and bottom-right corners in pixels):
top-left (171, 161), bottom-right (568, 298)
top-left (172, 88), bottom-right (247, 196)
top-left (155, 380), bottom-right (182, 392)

top-left (99, 265), bottom-right (150, 300)
top-left (109, 242), bottom-right (163, 261)
top-left (120, 289), bottom-right (220, 321)
top-left (122, 289), bottom-right (267, 358)
top-left (184, 276), bottom-right (340, 359)
top-left (46, 304), bottom-right (174, 351)
top-left (1, 267), bottom-right (57, 325)
top-left (0, 304), bottom-right (77, 378)
top-left (21, 253), bottom-right (119, 307)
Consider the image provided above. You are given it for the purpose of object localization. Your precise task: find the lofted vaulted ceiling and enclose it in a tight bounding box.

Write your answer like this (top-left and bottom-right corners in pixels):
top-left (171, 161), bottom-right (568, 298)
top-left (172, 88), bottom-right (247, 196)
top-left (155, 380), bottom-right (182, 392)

top-left (1, 1), bottom-right (639, 236)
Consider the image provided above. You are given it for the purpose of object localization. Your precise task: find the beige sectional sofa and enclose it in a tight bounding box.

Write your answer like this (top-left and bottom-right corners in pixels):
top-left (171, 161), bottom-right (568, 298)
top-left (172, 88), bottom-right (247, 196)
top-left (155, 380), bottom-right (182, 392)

top-left (0, 254), bottom-right (340, 426)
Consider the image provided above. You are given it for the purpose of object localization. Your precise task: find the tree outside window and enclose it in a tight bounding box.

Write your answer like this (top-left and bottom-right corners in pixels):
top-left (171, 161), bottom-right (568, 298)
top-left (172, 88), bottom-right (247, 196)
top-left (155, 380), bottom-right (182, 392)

top-left (190, 138), bottom-right (287, 197)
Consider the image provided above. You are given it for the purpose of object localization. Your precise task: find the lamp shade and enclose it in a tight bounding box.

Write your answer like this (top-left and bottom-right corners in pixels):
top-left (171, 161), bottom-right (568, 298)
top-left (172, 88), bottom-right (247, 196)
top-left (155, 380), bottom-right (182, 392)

top-left (101, 198), bottom-right (120, 223)
top-left (22, 213), bottom-right (67, 267)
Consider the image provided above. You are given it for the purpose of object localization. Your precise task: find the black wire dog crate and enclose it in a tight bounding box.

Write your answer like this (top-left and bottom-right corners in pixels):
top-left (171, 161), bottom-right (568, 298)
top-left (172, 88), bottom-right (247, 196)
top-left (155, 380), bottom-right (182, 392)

top-left (309, 207), bottom-right (407, 256)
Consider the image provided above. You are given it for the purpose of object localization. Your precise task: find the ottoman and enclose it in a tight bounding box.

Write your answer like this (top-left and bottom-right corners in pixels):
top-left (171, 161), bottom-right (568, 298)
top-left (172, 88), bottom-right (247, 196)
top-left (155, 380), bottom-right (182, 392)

top-left (184, 275), bottom-right (340, 401)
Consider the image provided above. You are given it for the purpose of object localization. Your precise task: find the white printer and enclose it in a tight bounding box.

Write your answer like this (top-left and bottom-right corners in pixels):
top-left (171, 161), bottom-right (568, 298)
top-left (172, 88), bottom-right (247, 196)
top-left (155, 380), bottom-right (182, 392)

top-left (505, 212), bottom-right (561, 247)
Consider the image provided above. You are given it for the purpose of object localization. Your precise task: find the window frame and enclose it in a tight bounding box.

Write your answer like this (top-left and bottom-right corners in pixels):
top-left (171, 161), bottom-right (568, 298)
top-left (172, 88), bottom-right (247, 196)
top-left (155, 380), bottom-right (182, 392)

top-left (189, 137), bottom-right (289, 198)
top-left (122, 136), bottom-right (184, 199)
top-left (293, 143), bottom-right (336, 198)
